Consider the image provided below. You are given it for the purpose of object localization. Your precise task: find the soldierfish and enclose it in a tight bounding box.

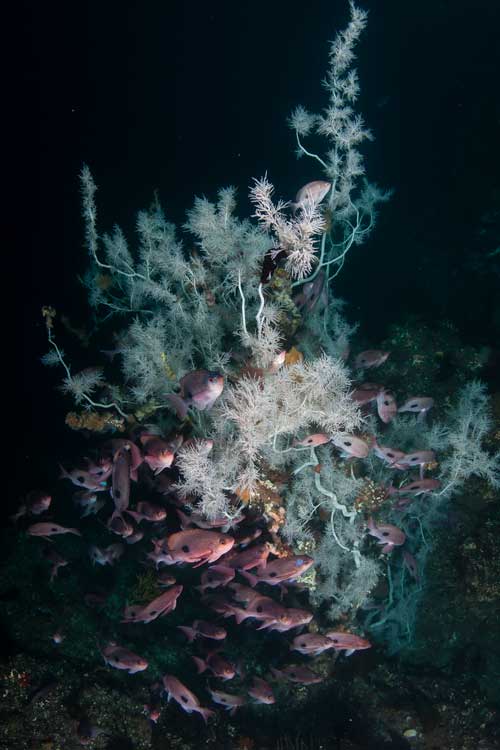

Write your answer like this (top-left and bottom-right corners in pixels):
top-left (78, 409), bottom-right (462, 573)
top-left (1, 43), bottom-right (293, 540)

top-left (220, 542), bottom-right (271, 571)
top-left (331, 433), bottom-right (371, 458)
top-left (325, 631), bottom-right (371, 655)
top-left (167, 370), bottom-right (224, 420)
top-left (195, 564), bottom-right (235, 593)
top-left (11, 490), bottom-right (52, 522)
top-left (166, 529), bottom-right (234, 567)
top-left (125, 502), bottom-right (167, 523)
top-left (27, 522), bottom-right (82, 540)
top-left (241, 554), bottom-right (314, 587)
top-left (121, 585), bottom-right (183, 623)
top-left (294, 180), bottom-right (331, 210)
top-left (354, 350), bottom-right (390, 369)
top-left (177, 620), bottom-right (227, 643)
top-left (42, 548), bottom-right (68, 582)
top-left (367, 517), bottom-right (406, 553)
top-left (139, 435), bottom-right (175, 475)
top-left (162, 674), bottom-right (215, 723)
top-left (389, 478), bottom-right (441, 496)
top-left (247, 676), bottom-right (275, 704)
top-left (192, 651), bottom-right (236, 681)
top-left (89, 543), bottom-right (124, 566)
top-left (59, 464), bottom-right (108, 491)
top-left (257, 606), bottom-right (313, 632)
top-left (393, 450), bottom-right (436, 479)
top-left (292, 270), bottom-right (326, 313)
top-left (111, 446), bottom-right (131, 515)
top-left (290, 633), bottom-right (337, 656)
top-left (293, 433), bottom-right (330, 448)
top-left (372, 440), bottom-right (406, 466)
top-left (207, 687), bottom-right (246, 715)
top-left (270, 664), bottom-right (323, 684)
top-left (376, 390), bottom-right (398, 423)
top-left (101, 642), bottom-right (148, 673)
top-left (398, 397), bottom-right (434, 417)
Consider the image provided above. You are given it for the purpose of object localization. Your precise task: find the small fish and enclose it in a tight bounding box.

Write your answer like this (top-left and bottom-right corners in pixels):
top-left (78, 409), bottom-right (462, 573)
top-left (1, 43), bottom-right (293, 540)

top-left (11, 490), bottom-right (52, 522)
top-left (290, 633), bottom-right (337, 656)
top-left (167, 370), bottom-right (224, 420)
top-left (389, 478), bottom-right (441, 496)
top-left (293, 433), bottom-right (330, 448)
top-left (157, 571), bottom-right (176, 587)
top-left (111, 446), bottom-right (131, 514)
top-left (27, 523), bottom-right (81, 541)
top-left (59, 465), bottom-right (108, 491)
top-left (162, 674), bottom-right (214, 723)
top-left (42, 548), bottom-right (68, 582)
top-left (143, 704), bottom-right (161, 724)
top-left (292, 270), bottom-right (326, 313)
top-left (224, 595), bottom-right (291, 627)
top-left (177, 620), bottom-right (227, 643)
top-left (402, 550), bottom-right (420, 582)
top-left (102, 438), bottom-right (143, 480)
top-left (393, 450), bottom-right (436, 479)
top-left (241, 554), bottom-right (314, 586)
top-left (89, 543), bottom-right (124, 566)
top-left (331, 433), bottom-right (370, 459)
top-left (350, 384), bottom-right (382, 405)
top-left (192, 651), bottom-right (236, 680)
top-left (106, 513), bottom-right (134, 538)
top-left (373, 440), bottom-right (406, 466)
top-left (207, 687), bottom-right (246, 715)
top-left (125, 501), bottom-right (167, 523)
top-left (294, 180), bottom-right (331, 210)
top-left (101, 642), bottom-right (148, 673)
top-left (195, 564), bottom-right (235, 593)
top-left (125, 529), bottom-right (144, 544)
top-left (220, 542), bottom-right (270, 571)
top-left (354, 350), bottom-right (390, 369)
top-left (270, 664), bottom-right (323, 684)
top-left (140, 435), bottom-right (175, 475)
top-left (325, 631), bottom-right (371, 655)
top-left (51, 629), bottom-right (65, 645)
top-left (176, 508), bottom-right (243, 532)
top-left (166, 529), bottom-right (234, 567)
top-left (398, 396), bottom-right (434, 418)
top-left (121, 584), bottom-right (183, 624)
top-left (367, 517), bottom-right (406, 553)
top-left (247, 676), bottom-right (275, 704)
top-left (260, 246), bottom-right (287, 284)
top-left (376, 390), bottom-right (398, 423)
top-left (257, 607), bottom-right (313, 632)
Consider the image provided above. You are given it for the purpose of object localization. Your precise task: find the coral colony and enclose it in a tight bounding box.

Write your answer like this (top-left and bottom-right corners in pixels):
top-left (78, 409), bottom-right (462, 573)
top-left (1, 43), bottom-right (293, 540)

top-left (22, 1), bottom-right (498, 726)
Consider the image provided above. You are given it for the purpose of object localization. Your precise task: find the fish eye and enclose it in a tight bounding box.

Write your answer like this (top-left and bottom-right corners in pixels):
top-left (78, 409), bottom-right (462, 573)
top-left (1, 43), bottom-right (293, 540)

top-left (51, 527), bottom-right (58, 532)
top-left (77, 476), bottom-right (85, 484)
top-left (384, 400), bottom-right (390, 406)
top-left (290, 672), bottom-right (296, 677)
top-left (182, 545), bottom-right (189, 553)
top-left (256, 606), bottom-right (263, 613)
top-left (331, 638), bottom-right (339, 643)
top-left (220, 537), bottom-right (226, 543)
top-left (300, 643), bottom-right (306, 647)
top-left (382, 531), bottom-right (390, 537)
top-left (411, 457), bottom-right (418, 462)
top-left (387, 452), bottom-right (394, 458)
top-left (115, 489), bottom-right (121, 498)
top-left (269, 572), bottom-right (277, 577)
top-left (344, 440), bottom-right (352, 447)
top-left (150, 610), bottom-right (157, 615)
top-left (181, 695), bottom-right (188, 703)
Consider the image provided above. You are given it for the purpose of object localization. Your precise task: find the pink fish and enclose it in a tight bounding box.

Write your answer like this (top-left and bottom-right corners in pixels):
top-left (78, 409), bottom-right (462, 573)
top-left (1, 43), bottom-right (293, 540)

top-left (220, 542), bottom-right (270, 571)
top-left (248, 676), bottom-right (275, 705)
top-left (225, 595), bottom-right (291, 627)
top-left (393, 450), bottom-right (436, 479)
top-left (270, 665), bottom-right (323, 684)
top-left (257, 607), bottom-right (313, 632)
top-left (177, 620), bottom-right (227, 643)
top-left (59, 464), bottom-right (108, 491)
top-left (176, 508), bottom-right (243, 532)
top-left (372, 440), bottom-right (406, 466)
top-left (166, 529), bottom-right (234, 567)
top-left (42, 548), bottom-right (68, 582)
top-left (389, 478), bottom-right (441, 497)
top-left (111, 446), bottom-right (131, 515)
top-left (89, 543), bottom-right (124, 566)
top-left (331, 433), bottom-right (371, 459)
top-left (241, 554), bottom-right (314, 586)
top-left (125, 529), bottom-right (144, 544)
top-left (324, 631), bottom-right (371, 655)
top-left (192, 651), bottom-right (236, 681)
top-left (350, 384), bottom-right (382, 405)
top-left (398, 397), bottom-right (434, 418)
top-left (195, 564), bottom-right (235, 593)
top-left (167, 370), bottom-right (224, 420)
top-left (27, 522), bottom-right (81, 541)
top-left (125, 502), bottom-right (167, 523)
top-left (162, 674), bottom-right (215, 723)
top-left (140, 435), bottom-right (175, 475)
top-left (290, 633), bottom-right (337, 656)
top-left (367, 517), bottom-right (406, 553)
top-left (102, 438), bottom-right (143, 480)
top-left (121, 584), bottom-right (183, 623)
top-left (376, 390), bottom-right (398, 423)
top-left (293, 433), bottom-right (330, 448)
top-left (292, 270), bottom-right (326, 313)
top-left (294, 180), bottom-right (331, 210)
top-left (11, 490), bottom-right (52, 522)
top-left (106, 513), bottom-right (134, 538)
top-left (207, 687), bottom-right (246, 715)
top-left (354, 350), bottom-right (390, 369)
top-left (101, 643), bottom-right (148, 674)
top-left (157, 571), bottom-right (177, 587)
top-left (402, 550), bottom-right (420, 582)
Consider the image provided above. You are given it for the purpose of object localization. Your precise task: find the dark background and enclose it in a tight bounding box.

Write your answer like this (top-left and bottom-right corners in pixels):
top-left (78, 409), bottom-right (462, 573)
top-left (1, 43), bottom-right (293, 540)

top-left (9, 0), bottom-right (500, 498)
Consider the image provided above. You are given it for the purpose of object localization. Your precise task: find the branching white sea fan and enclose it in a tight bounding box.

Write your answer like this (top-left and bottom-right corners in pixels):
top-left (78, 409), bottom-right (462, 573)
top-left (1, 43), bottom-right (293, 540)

top-left (60, 368), bottom-right (105, 405)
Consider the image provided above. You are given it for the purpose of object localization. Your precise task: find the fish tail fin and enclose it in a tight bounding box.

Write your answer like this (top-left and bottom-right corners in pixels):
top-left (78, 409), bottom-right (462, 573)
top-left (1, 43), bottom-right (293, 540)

top-left (166, 394), bottom-right (189, 420)
top-left (192, 656), bottom-right (207, 674)
top-left (239, 570), bottom-right (258, 587)
top-left (199, 707), bottom-right (215, 724)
